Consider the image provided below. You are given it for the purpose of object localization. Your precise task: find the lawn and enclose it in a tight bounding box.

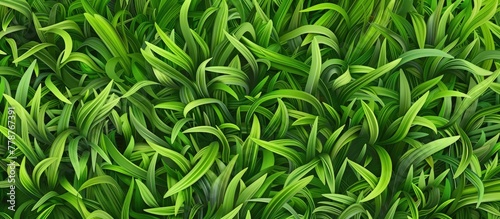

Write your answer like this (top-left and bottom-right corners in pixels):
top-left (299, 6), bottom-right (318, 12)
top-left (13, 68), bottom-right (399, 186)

top-left (1, 0), bottom-right (500, 218)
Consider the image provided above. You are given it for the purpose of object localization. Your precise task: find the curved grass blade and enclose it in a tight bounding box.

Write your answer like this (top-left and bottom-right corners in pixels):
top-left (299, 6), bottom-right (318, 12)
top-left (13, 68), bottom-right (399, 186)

top-left (361, 101), bottom-right (379, 145)
top-left (360, 146), bottom-right (392, 202)
top-left (45, 75), bottom-right (72, 104)
top-left (262, 176), bottom-right (313, 219)
top-left (163, 142), bottom-right (219, 198)
top-left (305, 38), bottom-right (322, 94)
top-left (395, 136), bottom-right (460, 185)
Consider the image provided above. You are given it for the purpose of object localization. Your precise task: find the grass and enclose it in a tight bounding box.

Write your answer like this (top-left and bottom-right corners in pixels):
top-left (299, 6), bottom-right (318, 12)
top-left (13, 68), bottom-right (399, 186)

top-left (1, 0), bottom-right (500, 218)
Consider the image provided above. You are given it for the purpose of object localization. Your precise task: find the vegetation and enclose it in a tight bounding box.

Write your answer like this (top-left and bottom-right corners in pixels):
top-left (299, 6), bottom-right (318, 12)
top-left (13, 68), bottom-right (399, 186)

top-left (1, 0), bottom-right (500, 218)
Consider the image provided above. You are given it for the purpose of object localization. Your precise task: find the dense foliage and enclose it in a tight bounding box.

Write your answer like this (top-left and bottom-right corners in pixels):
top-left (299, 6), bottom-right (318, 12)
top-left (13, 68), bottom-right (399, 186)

top-left (1, 0), bottom-right (500, 218)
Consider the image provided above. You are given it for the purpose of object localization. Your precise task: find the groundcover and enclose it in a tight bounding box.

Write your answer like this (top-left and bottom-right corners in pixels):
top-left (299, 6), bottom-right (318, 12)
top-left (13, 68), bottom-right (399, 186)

top-left (1, 0), bottom-right (500, 218)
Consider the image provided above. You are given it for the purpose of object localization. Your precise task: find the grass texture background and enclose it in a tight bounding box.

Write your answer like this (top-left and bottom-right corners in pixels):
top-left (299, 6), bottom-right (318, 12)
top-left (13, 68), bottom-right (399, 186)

top-left (1, 0), bottom-right (500, 218)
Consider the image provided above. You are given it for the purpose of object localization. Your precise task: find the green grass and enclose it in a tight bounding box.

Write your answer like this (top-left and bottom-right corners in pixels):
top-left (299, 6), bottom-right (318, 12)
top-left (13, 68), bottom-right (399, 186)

top-left (1, 0), bottom-right (500, 218)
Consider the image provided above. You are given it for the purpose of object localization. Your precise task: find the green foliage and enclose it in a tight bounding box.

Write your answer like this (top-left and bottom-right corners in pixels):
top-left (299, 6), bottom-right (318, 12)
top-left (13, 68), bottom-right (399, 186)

top-left (1, 0), bottom-right (500, 218)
